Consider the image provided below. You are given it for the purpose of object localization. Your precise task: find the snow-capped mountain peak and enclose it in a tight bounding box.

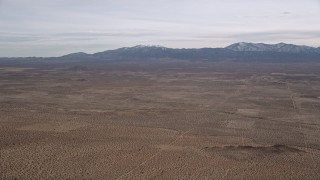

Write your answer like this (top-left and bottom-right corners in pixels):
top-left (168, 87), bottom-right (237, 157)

top-left (226, 42), bottom-right (318, 53)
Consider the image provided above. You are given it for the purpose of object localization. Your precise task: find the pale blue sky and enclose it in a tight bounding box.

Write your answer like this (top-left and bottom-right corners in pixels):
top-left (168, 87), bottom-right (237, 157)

top-left (0, 0), bottom-right (320, 57)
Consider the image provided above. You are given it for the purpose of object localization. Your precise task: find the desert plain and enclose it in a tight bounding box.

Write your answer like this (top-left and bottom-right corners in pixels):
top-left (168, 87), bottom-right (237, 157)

top-left (0, 59), bottom-right (320, 179)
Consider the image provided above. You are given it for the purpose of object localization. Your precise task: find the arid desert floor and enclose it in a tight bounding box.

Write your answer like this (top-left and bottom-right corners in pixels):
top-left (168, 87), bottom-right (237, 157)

top-left (1, 60), bottom-right (320, 179)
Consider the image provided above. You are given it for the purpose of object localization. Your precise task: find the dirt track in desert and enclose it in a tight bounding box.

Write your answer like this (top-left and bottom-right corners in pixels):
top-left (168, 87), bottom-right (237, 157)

top-left (1, 60), bottom-right (320, 179)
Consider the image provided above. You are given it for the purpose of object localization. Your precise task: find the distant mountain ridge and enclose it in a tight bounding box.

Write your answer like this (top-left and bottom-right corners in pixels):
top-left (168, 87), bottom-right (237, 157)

top-left (91, 42), bottom-right (320, 57)
top-left (84, 42), bottom-right (320, 62)
top-left (1, 42), bottom-right (320, 62)
top-left (225, 42), bottom-right (319, 53)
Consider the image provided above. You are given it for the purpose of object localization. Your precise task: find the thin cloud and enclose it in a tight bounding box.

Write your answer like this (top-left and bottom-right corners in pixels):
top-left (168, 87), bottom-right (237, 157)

top-left (229, 30), bottom-right (320, 39)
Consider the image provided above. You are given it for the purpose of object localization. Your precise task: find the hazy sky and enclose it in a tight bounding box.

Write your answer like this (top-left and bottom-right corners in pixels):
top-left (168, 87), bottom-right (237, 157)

top-left (0, 0), bottom-right (320, 57)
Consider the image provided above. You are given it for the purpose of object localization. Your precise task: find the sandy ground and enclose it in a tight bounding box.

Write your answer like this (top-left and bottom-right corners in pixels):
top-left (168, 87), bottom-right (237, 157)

top-left (0, 61), bottom-right (320, 179)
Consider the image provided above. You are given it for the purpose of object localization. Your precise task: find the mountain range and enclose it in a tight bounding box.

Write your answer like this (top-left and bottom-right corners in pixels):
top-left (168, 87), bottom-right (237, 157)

top-left (2, 42), bottom-right (320, 62)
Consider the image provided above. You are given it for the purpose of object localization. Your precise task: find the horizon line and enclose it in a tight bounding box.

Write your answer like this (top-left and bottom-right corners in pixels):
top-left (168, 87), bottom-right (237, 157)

top-left (1, 42), bottom-right (320, 58)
